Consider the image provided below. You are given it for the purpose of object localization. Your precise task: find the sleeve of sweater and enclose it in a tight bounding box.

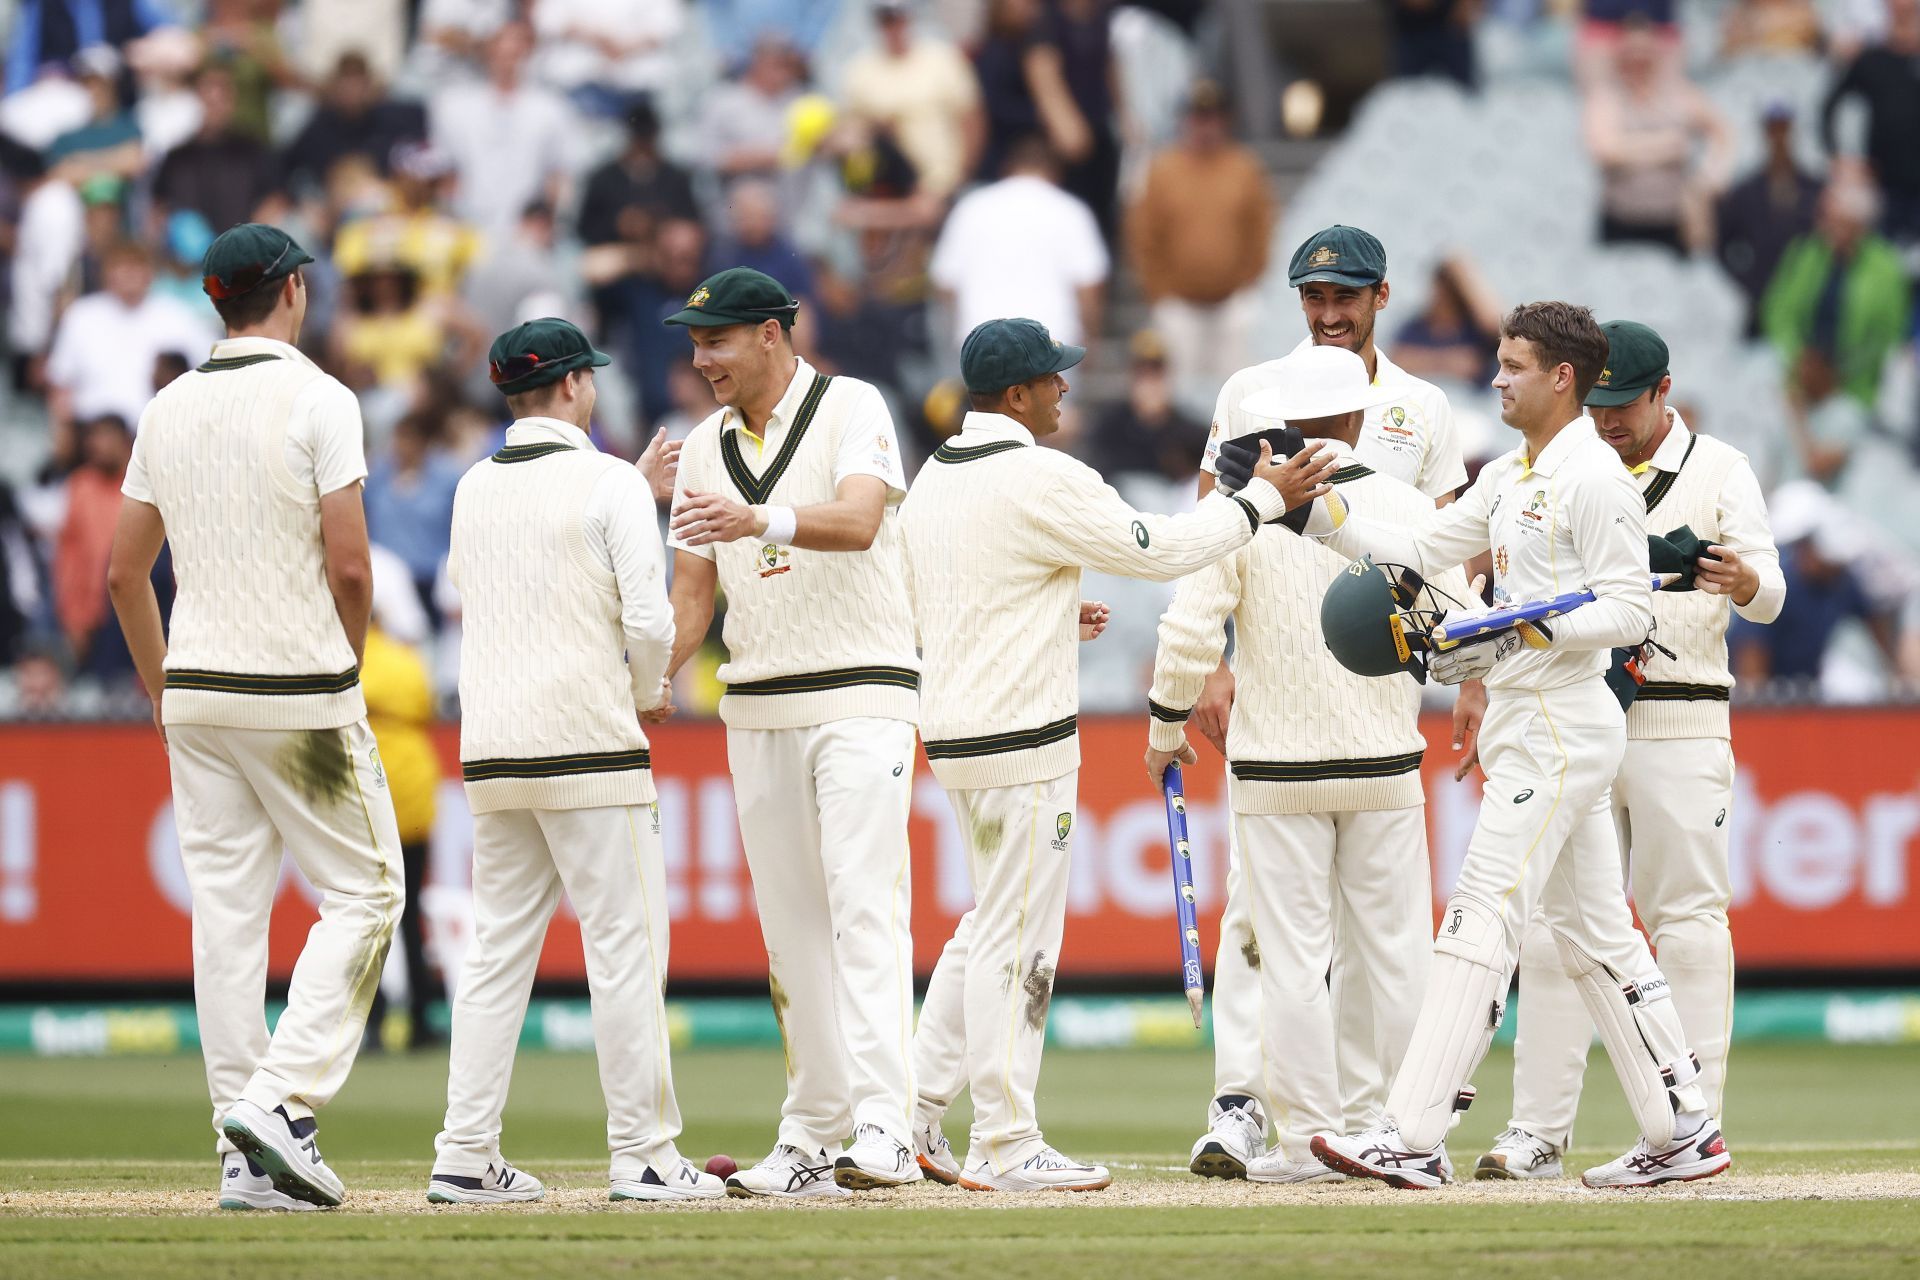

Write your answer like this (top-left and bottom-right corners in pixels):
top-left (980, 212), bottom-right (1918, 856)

top-left (1147, 549), bottom-right (1243, 751)
top-left (1319, 462), bottom-right (1496, 577)
top-left (1548, 459), bottom-right (1654, 651)
top-left (1030, 458), bottom-right (1285, 581)
top-left (588, 464), bottom-right (676, 711)
top-left (1717, 453), bottom-right (1786, 625)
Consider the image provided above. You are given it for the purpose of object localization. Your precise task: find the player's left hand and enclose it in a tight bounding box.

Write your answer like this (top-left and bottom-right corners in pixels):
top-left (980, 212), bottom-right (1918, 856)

top-left (641, 679), bottom-right (675, 723)
top-left (636, 427), bottom-right (681, 505)
top-left (1145, 739), bottom-right (1197, 788)
top-left (1079, 600), bottom-right (1110, 641)
top-left (672, 489), bottom-right (762, 546)
top-left (1697, 544), bottom-right (1758, 605)
top-left (1451, 677), bottom-right (1487, 781)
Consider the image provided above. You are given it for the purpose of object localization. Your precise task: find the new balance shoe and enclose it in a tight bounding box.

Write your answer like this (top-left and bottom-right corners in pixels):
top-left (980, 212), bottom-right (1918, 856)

top-left (1474, 1127), bottom-right (1564, 1181)
top-left (610, 1157), bottom-right (726, 1201)
top-left (1310, 1125), bottom-right (1452, 1190)
top-left (427, 1161), bottom-right (546, 1204)
top-left (915, 1122), bottom-right (961, 1185)
top-left (958, 1146), bottom-right (1111, 1192)
top-left (218, 1151), bottom-right (324, 1211)
top-left (724, 1144), bottom-right (850, 1199)
top-left (1581, 1121), bottom-right (1730, 1188)
top-left (834, 1123), bottom-right (923, 1189)
top-left (1246, 1149), bottom-right (1346, 1185)
top-left (1188, 1094), bottom-right (1265, 1180)
top-left (220, 1100), bottom-right (344, 1207)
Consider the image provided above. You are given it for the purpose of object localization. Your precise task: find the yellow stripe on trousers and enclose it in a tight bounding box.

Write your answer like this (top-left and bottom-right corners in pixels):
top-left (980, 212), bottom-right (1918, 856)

top-left (628, 806), bottom-right (670, 1135)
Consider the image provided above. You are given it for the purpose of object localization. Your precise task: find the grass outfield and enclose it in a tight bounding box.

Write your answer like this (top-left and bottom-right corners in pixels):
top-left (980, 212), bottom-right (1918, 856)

top-left (3, 1043), bottom-right (1918, 1277)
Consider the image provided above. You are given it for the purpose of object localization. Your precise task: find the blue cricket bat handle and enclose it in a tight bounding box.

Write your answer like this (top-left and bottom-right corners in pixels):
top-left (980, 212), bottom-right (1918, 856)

top-left (1432, 575), bottom-right (1674, 650)
top-left (1161, 764), bottom-right (1206, 1028)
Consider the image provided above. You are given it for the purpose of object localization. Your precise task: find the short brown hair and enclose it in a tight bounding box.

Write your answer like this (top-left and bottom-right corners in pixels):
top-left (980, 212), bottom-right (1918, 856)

top-left (212, 270), bottom-right (298, 330)
top-left (1501, 301), bottom-right (1609, 401)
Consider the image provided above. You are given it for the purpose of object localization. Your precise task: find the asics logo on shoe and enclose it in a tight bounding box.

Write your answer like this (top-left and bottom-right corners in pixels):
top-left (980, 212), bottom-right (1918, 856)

top-left (1624, 1145), bottom-right (1692, 1176)
top-left (786, 1160), bottom-right (834, 1192)
top-left (1361, 1143), bottom-right (1441, 1174)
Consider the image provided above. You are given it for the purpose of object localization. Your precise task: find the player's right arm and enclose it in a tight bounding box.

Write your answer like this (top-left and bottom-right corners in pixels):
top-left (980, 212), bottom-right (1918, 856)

top-left (1145, 550), bottom-right (1243, 784)
top-left (1316, 459), bottom-right (1496, 577)
top-left (666, 551), bottom-right (717, 681)
top-left (1033, 444), bottom-right (1331, 582)
top-left (106, 496), bottom-right (169, 739)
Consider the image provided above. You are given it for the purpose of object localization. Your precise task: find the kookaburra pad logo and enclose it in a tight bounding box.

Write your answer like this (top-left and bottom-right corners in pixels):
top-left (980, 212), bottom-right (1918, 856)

top-left (1447, 908), bottom-right (1463, 935)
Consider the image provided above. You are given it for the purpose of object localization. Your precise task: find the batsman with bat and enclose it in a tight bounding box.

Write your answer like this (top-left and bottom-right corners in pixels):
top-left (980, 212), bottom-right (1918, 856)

top-left (1145, 346), bottom-right (1465, 1184)
top-left (1480, 321), bottom-right (1784, 1180)
top-left (1305, 302), bottom-right (1730, 1189)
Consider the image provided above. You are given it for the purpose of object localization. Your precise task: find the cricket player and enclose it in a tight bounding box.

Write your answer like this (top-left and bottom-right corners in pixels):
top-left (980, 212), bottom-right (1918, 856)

top-left (431, 318), bottom-right (721, 1204)
top-left (663, 269), bottom-right (921, 1198)
top-left (1148, 346), bottom-right (1465, 1184)
top-left (1309, 302), bottom-right (1729, 1189)
top-left (904, 317), bottom-right (1337, 1192)
top-left (106, 224), bottom-right (401, 1210)
top-left (1187, 225), bottom-right (1479, 1175)
top-left (1478, 321), bottom-right (1784, 1179)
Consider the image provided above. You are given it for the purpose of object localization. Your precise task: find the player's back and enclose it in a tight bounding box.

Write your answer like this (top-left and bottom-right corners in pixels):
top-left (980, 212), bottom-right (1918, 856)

top-left (129, 339), bottom-right (365, 726)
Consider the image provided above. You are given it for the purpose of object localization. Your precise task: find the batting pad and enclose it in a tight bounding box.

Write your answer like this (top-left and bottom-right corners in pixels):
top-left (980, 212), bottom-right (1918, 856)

top-left (1554, 931), bottom-right (1708, 1147)
top-left (1388, 895), bottom-right (1509, 1152)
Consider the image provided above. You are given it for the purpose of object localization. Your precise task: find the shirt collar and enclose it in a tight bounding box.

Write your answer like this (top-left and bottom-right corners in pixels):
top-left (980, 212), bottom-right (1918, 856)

top-left (505, 416), bottom-right (597, 451)
top-left (721, 357), bottom-right (814, 437)
top-left (957, 411), bottom-right (1036, 446)
top-left (1519, 415), bottom-right (1588, 479)
top-left (207, 335), bottom-right (317, 370)
top-left (1635, 409), bottom-right (1691, 475)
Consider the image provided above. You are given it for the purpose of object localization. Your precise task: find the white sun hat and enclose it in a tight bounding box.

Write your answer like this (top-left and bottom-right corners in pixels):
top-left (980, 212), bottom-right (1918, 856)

top-left (1233, 346), bottom-right (1400, 435)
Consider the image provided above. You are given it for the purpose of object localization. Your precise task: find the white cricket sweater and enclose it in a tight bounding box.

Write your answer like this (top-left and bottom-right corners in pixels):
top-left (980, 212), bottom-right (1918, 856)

top-left (673, 366), bottom-right (919, 729)
top-left (1150, 444), bottom-right (1465, 813)
top-left (126, 339), bottom-right (365, 729)
top-left (1623, 414), bottom-right (1785, 740)
top-left (904, 412), bottom-right (1289, 790)
top-left (450, 423), bottom-right (668, 812)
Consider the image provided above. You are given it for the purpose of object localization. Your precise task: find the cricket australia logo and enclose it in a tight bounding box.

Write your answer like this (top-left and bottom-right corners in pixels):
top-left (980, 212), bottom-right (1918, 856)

top-left (368, 746), bottom-right (387, 789)
top-left (686, 285), bottom-right (710, 308)
top-left (757, 544), bottom-right (792, 578)
top-left (1051, 813), bottom-right (1073, 850)
top-left (1308, 245), bottom-right (1339, 268)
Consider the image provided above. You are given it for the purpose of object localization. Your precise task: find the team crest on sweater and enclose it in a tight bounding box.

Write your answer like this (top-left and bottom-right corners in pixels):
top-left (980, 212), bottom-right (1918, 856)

top-left (757, 544), bottom-right (792, 577)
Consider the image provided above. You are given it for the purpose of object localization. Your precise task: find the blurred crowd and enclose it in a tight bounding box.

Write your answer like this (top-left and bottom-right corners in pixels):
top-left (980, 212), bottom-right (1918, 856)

top-left (0, 0), bottom-right (1915, 717)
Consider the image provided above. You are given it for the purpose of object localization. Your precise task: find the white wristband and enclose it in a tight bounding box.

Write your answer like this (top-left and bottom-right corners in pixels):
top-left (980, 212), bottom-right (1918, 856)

top-left (757, 504), bottom-right (797, 544)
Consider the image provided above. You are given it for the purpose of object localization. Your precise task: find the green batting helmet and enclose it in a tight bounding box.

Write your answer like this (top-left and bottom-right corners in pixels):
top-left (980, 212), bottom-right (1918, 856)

top-left (1320, 555), bottom-right (1440, 684)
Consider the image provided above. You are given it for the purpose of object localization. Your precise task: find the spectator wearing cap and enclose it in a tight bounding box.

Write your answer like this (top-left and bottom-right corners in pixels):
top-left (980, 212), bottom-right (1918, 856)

top-left (1715, 102), bottom-right (1823, 337)
top-left (1096, 331), bottom-right (1204, 486)
top-left (44, 239), bottom-right (214, 457)
top-left (930, 136), bottom-right (1108, 355)
top-left (528, 0), bottom-right (683, 118)
top-left (1583, 19), bottom-right (1734, 255)
top-left (1125, 79), bottom-right (1274, 419)
top-left (1822, 0), bottom-right (1920, 245)
top-left (429, 21), bottom-right (579, 241)
top-left (841, 1), bottom-right (984, 201)
top-left (1763, 174), bottom-right (1911, 409)
top-left (281, 51), bottom-right (427, 196)
top-left (150, 61), bottom-right (280, 239)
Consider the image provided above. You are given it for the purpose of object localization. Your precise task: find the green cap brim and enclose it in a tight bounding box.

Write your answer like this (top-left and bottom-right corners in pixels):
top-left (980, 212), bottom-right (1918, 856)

top-left (1583, 380), bottom-right (1658, 408)
top-left (1047, 342), bottom-right (1088, 375)
top-left (1291, 270), bottom-right (1380, 287)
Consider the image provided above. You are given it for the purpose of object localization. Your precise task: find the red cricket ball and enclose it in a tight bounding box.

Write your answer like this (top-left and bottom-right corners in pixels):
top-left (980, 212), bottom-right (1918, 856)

top-left (705, 1153), bottom-right (738, 1180)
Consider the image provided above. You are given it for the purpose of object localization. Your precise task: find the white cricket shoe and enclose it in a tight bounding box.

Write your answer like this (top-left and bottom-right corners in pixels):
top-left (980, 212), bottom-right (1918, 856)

top-left (834, 1123), bottom-right (923, 1189)
top-left (1246, 1149), bottom-right (1346, 1185)
top-left (1311, 1124), bottom-right (1453, 1190)
top-left (220, 1101), bottom-right (344, 1208)
top-left (958, 1146), bottom-right (1111, 1192)
top-left (219, 1151), bottom-right (324, 1211)
top-left (1581, 1121), bottom-right (1730, 1188)
top-left (725, 1144), bottom-right (850, 1199)
top-left (1474, 1127), bottom-right (1564, 1180)
top-left (914, 1121), bottom-right (961, 1185)
top-left (427, 1160), bottom-right (546, 1204)
top-left (1188, 1095), bottom-right (1265, 1180)
top-left (610, 1157), bottom-right (726, 1201)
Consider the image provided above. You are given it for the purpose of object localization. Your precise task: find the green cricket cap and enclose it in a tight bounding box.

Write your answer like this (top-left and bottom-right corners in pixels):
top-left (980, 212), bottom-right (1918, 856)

top-left (960, 317), bottom-right (1085, 394)
top-left (1587, 320), bottom-right (1670, 407)
top-left (201, 223), bottom-right (314, 301)
top-left (662, 267), bottom-right (800, 329)
top-left (487, 317), bottom-right (612, 395)
top-left (1287, 225), bottom-right (1387, 288)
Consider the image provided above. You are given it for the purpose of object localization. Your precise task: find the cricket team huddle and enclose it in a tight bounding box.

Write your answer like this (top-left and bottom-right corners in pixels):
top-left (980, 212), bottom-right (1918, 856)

top-left (106, 213), bottom-right (1783, 1211)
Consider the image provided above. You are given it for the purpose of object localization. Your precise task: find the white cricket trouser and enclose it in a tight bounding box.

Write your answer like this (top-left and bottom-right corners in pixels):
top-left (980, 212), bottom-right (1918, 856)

top-left (168, 721), bottom-right (402, 1153)
top-left (913, 771), bottom-right (1077, 1172)
top-left (438, 801), bottom-right (681, 1179)
top-left (913, 907), bottom-right (971, 1132)
top-left (1229, 806), bottom-right (1430, 1159)
top-left (1387, 682), bottom-right (1704, 1151)
top-left (1509, 735), bottom-right (1736, 1146)
top-left (729, 718), bottom-right (917, 1152)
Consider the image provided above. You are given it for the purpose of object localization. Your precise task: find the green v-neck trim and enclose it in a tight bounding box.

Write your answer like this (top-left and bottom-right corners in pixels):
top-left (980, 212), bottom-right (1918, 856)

top-left (720, 373), bottom-right (832, 505)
